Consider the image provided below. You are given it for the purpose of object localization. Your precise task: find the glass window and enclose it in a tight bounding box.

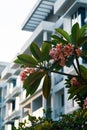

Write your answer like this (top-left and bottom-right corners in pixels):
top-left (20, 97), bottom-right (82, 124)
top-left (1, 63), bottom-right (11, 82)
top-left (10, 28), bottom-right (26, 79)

top-left (71, 7), bottom-right (85, 26)
top-left (54, 69), bottom-right (63, 85)
top-left (12, 100), bottom-right (15, 111)
top-left (61, 93), bottom-right (64, 107)
top-left (78, 7), bottom-right (85, 26)
top-left (12, 79), bottom-right (16, 87)
top-left (32, 95), bottom-right (42, 112)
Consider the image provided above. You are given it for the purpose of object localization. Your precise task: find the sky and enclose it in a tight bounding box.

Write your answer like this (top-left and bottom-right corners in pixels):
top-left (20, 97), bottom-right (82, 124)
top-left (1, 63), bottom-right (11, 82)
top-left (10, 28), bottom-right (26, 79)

top-left (0, 0), bottom-right (37, 63)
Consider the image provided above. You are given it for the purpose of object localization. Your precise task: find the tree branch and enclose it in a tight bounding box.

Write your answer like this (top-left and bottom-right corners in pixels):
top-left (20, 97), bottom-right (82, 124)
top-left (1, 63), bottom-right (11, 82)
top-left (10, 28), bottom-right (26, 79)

top-left (50, 70), bottom-right (78, 77)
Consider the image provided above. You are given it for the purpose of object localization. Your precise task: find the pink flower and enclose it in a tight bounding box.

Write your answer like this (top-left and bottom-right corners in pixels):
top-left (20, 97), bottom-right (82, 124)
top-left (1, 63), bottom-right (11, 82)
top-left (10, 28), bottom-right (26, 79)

top-left (49, 49), bottom-right (54, 58)
top-left (70, 77), bottom-right (81, 87)
top-left (56, 43), bottom-right (62, 50)
top-left (20, 70), bottom-right (27, 81)
top-left (75, 48), bottom-right (82, 57)
top-left (59, 58), bottom-right (66, 66)
top-left (20, 67), bottom-right (36, 82)
top-left (49, 43), bottom-right (74, 66)
top-left (63, 44), bottom-right (74, 57)
top-left (58, 53), bottom-right (66, 66)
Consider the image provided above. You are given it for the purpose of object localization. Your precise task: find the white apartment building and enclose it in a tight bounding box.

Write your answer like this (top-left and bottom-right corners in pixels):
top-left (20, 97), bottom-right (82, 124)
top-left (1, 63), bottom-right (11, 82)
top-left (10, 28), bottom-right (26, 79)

top-left (0, 62), bottom-right (9, 130)
top-left (0, 0), bottom-right (87, 129)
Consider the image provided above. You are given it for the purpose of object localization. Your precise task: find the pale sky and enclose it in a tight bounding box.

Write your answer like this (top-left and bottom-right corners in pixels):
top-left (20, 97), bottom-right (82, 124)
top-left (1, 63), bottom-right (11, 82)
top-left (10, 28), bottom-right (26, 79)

top-left (0, 0), bottom-right (37, 62)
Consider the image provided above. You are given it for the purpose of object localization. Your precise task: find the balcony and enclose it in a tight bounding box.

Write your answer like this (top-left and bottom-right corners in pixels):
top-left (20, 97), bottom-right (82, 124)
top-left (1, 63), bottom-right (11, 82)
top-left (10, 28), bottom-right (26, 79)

top-left (10, 60), bottom-right (22, 73)
top-left (21, 21), bottom-right (55, 54)
top-left (5, 86), bottom-right (21, 102)
top-left (54, 0), bottom-right (87, 16)
top-left (22, 0), bottom-right (57, 32)
top-left (4, 110), bottom-right (21, 124)
top-left (1, 63), bottom-right (13, 80)
top-left (32, 107), bottom-right (43, 118)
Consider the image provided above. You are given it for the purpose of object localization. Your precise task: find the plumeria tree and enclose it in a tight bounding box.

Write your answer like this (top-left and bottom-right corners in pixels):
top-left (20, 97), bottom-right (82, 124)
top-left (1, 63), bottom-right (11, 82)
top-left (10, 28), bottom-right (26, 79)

top-left (14, 23), bottom-right (87, 109)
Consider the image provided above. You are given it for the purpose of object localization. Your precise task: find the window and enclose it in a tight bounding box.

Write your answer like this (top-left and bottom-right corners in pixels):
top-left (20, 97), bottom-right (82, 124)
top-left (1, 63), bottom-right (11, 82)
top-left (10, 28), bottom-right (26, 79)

top-left (54, 69), bottom-right (63, 85)
top-left (12, 100), bottom-right (15, 111)
top-left (3, 86), bottom-right (7, 100)
top-left (71, 7), bottom-right (85, 26)
top-left (32, 95), bottom-right (42, 112)
top-left (12, 79), bottom-right (16, 87)
top-left (78, 7), bottom-right (85, 26)
top-left (61, 94), bottom-right (64, 107)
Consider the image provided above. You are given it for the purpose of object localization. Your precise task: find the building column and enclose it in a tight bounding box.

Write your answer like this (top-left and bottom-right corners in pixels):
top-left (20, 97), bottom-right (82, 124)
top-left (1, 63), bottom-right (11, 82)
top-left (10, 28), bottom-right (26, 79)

top-left (20, 107), bottom-right (24, 122)
top-left (51, 73), bottom-right (55, 120)
top-left (63, 17), bottom-right (72, 33)
top-left (64, 86), bottom-right (68, 114)
top-left (43, 31), bottom-right (48, 113)
top-left (43, 31), bottom-right (47, 41)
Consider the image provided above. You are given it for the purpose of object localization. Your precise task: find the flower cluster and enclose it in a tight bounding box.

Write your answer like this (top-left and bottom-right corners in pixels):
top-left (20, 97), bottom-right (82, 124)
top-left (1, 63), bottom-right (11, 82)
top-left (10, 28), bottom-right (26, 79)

top-left (75, 48), bottom-right (82, 57)
top-left (70, 77), bottom-right (81, 87)
top-left (49, 43), bottom-right (82, 66)
top-left (20, 67), bottom-right (36, 82)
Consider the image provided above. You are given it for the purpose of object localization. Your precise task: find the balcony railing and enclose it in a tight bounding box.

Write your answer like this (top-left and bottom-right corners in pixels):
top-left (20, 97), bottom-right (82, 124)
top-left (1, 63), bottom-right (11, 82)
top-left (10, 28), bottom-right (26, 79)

top-left (5, 86), bottom-right (22, 102)
top-left (32, 107), bottom-right (43, 118)
top-left (4, 110), bottom-right (21, 124)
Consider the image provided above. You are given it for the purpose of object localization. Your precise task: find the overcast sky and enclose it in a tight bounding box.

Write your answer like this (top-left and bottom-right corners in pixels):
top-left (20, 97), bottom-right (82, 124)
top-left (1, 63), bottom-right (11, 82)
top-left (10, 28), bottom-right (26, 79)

top-left (0, 0), bottom-right (37, 62)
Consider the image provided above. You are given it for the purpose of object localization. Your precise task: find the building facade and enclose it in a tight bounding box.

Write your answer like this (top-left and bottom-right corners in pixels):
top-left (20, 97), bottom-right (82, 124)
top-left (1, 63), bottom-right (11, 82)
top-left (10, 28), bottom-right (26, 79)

top-left (0, 62), bottom-right (9, 130)
top-left (0, 0), bottom-right (87, 129)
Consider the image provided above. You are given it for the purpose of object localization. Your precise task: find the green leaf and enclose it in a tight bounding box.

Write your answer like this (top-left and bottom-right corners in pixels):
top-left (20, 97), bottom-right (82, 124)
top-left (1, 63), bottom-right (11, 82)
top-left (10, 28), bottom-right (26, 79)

top-left (79, 24), bottom-right (87, 38)
top-left (28, 114), bottom-right (36, 122)
top-left (51, 35), bottom-right (68, 45)
top-left (30, 42), bottom-right (42, 61)
top-left (23, 71), bottom-right (46, 96)
top-left (55, 28), bottom-right (71, 43)
top-left (14, 58), bottom-right (23, 64)
top-left (26, 78), bottom-right (41, 96)
top-left (69, 85), bottom-right (87, 100)
top-left (23, 71), bottom-right (45, 88)
top-left (41, 42), bottom-right (51, 61)
top-left (42, 42), bottom-right (51, 54)
top-left (80, 65), bottom-right (87, 80)
top-left (77, 36), bottom-right (87, 47)
top-left (71, 23), bottom-right (79, 45)
top-left (50, 61), bottom-right (62, 71)
top-left (82, 50), bottom-right (87, 57)
top-left (17, 54), bottom-right (38, 66)
top-left (81, 43), bottom-right (87, 62)
top-left (78, 85), bottom-right (87, 96)
top-left (42, 74), bottom-right (51, 99)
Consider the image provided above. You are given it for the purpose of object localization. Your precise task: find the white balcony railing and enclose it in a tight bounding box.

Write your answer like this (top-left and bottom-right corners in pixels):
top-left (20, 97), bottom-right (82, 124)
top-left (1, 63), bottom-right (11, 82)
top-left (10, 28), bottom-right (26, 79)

top-left (54, 0), bottom-right (66, 14)
top-left (5, 86), bottom-right (22, 102)
top-left (32, 107), bottom-right (43, 118)
top-left (4, 110), bottom-right (21, 124)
